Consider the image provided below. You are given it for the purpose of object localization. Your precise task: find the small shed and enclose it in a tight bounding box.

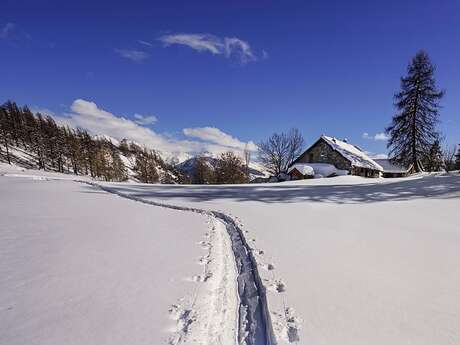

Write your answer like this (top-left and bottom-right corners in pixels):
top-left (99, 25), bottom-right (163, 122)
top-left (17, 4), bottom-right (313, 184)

top-left (373, 159), bottom-right (413, 178)
top-left (287, 164), bottom-right (314, 180)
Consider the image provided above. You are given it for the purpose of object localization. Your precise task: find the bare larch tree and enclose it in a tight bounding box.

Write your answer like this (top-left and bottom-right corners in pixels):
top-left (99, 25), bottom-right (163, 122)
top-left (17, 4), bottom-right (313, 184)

top-left (386, 51), bottom-right (444, 172)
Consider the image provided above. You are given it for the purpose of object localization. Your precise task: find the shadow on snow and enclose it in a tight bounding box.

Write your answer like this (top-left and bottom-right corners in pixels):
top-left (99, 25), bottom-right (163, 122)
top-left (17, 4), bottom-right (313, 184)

top-left (94, 174), bottom-right (460, 205)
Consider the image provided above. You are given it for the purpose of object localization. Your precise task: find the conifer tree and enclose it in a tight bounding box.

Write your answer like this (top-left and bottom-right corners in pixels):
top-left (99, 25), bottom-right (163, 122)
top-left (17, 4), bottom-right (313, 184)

top-left (133, 148), bottom-right (159, 183)
top-left (0, 107), bottom-right (12, 164)
top-left (193, 155), bottom-right (215, 184)
top-left (455, 147), bottom-right (460, 170)
top-left (386, 51), bottom-right (444, 172)
top-left (424, 139), bottom-right (444, 172)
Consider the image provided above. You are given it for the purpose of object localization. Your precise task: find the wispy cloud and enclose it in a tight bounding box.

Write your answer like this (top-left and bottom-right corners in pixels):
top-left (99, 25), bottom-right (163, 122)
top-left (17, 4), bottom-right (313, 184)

top-left (262, 50), bottom-right (269, 60)
top-left (159, 33), bottom-right (259, 64)
top-left (134, 113), bottom-right (157, 125)
top-left (183, 127), bottom-right (257, 151)
top-left (53, 99), bottom-right (256, 160)
top-left (367, 152), bottom-right (388, 159)
top-left (115, 49), bottom-right (149, 63)
top-left (137, 40), bottom-right (153, 47)
top-left (362, 132), bottom-right (389, 141)
top-left (0, 22), bottom-right (51, 48)
top-left (0, 22), bottom-right (15, 39)
top-left (30, 106), bottom-right (55, 117)
top-left (160, 33), bottom-right (223, 54)
top-left (223, 37), bottom-right (256, 63)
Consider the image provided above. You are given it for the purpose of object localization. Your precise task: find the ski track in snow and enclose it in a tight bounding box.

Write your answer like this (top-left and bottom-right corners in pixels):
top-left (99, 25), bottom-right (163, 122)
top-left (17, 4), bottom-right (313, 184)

top-left (1, 169), bottom-right (299, 344)
top-left (167, 216), bottom-right (238, 345)
top-left (77, 180), bottom-right (280, 345)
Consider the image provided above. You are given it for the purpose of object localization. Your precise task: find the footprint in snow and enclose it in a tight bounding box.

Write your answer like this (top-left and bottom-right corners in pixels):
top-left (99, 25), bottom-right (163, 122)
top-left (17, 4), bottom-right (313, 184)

top-left (265, 263), bottom-right (275, 271)
top-left (199, 241), bottom-right (210, 249)
top-left (268, 279), bottom-right (286, 293)
top-left (276, 281), bottom-right (286, 293)
top-left (192, 273), bottom-right (213, 282)
top-left (284, 307), bottom-right (301, 343)
top-left (198, 257), bottom-right (211, 265)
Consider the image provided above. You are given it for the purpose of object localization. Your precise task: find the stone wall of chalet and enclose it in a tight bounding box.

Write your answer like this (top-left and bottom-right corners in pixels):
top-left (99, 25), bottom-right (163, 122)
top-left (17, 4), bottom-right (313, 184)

top-left (295, 139), bottom-right (351, 171)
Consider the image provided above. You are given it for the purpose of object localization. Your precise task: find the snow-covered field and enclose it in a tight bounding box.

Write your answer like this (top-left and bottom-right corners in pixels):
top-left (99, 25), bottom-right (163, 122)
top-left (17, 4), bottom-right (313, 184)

top-left (99, 174), bottom-right (460, 345)
top-left (1, 165), bottom-right (460, 345)
top-left (0, 175), bottom-right (238, 345)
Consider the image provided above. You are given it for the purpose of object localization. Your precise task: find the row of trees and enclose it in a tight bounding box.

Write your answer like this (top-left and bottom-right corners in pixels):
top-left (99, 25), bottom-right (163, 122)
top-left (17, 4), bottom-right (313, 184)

top-left (0, 101), bottom-right (123, 178)
top-left (0, 101), bottom-right (179, 183)
top-left (186, 152), bottom-right (249, 184)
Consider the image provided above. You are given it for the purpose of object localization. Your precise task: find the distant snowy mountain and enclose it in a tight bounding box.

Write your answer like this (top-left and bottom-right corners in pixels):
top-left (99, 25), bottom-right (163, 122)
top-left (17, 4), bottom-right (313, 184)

top-left (177, 156), bottom-right (268, 182)
top-left (177, 156), bottom-right (218, 175)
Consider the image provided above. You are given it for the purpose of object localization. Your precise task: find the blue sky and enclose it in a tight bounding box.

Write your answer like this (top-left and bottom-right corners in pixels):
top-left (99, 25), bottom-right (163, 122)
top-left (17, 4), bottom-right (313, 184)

top-left (1, 0), bottom-right (459, 158)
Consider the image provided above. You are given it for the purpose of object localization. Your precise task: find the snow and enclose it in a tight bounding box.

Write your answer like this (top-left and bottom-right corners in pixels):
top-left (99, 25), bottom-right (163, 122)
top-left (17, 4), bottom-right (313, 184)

top-left (98, 173), bottom-right (460, 345)
top-left (289, 162), bottom-right (349, 177)
top-left (2, 166), bottom-right (460, 345)
top-left (374, 158), bottom-right (410, 173)
top-left (0, 176), bottom-right (238, 345)
top-left (287, 163), bottom-right (314, 176)
top-left (322, 135), bottom-right (384, 171)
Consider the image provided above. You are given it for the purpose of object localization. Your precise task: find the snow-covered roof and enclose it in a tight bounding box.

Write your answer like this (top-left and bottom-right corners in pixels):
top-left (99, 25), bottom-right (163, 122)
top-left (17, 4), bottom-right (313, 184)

top-left (288, 164), bottom-right (314, 176)
top-left (321, 136), bottom-right (383, 171)
top-left (373, 159), bottom-right (410, 173)
top-left (288, 163), bottom-right (349, 177)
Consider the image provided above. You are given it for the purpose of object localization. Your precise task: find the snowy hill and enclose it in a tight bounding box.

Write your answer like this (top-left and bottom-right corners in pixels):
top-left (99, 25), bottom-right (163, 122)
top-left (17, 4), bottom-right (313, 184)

top-left (0, 142), bottom-right (180, 183)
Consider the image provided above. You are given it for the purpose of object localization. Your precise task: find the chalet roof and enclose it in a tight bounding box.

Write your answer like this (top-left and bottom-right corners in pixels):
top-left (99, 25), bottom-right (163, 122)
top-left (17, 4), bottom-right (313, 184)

top-left (320, 136), bottom-right (383, 171)
top-left (373, 159), bottom-right (410, 173)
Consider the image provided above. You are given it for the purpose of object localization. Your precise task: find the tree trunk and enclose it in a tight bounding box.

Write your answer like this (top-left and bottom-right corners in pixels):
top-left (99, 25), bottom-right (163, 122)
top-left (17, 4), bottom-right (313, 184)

top-left (4, 137), bottom-right (11, 165)
top-left (412, 82), bottom-right (422, 172)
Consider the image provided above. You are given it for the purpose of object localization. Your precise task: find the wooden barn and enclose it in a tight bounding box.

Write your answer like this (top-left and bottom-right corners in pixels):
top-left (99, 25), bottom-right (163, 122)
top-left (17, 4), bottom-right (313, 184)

top-left (290, 135), bottom-right (383, 178)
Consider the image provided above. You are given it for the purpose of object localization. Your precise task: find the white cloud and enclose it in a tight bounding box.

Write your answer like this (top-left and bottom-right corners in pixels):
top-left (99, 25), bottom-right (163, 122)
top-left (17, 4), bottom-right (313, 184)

top-left (362, 132), bottom-right (390, 141)
top-left (0, 22), bottom-right (15, 39)
top-left (53, 99), bottom-right (256, 160)
top-left (137, 40), bottom-right (153, 47)
top-left (374, 132), bottom-right (390, 141)
top-left (183, 127), bottom-right (257, 151)
top-left (133, 113), bottom-right (157, 125)
top-left (159, 33), bottom-right (258, 64)
top-left (115, 49), bottom-right (149, 63)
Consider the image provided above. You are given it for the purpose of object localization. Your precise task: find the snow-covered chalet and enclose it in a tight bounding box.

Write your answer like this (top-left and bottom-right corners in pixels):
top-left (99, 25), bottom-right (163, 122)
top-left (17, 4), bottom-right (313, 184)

top-left (289, 135), bottom-right (384, 178)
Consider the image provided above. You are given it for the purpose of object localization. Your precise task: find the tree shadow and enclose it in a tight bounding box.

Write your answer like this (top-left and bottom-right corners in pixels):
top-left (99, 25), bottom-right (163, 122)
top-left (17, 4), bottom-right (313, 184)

top-left (100, 174), bottom-right (460, 205)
